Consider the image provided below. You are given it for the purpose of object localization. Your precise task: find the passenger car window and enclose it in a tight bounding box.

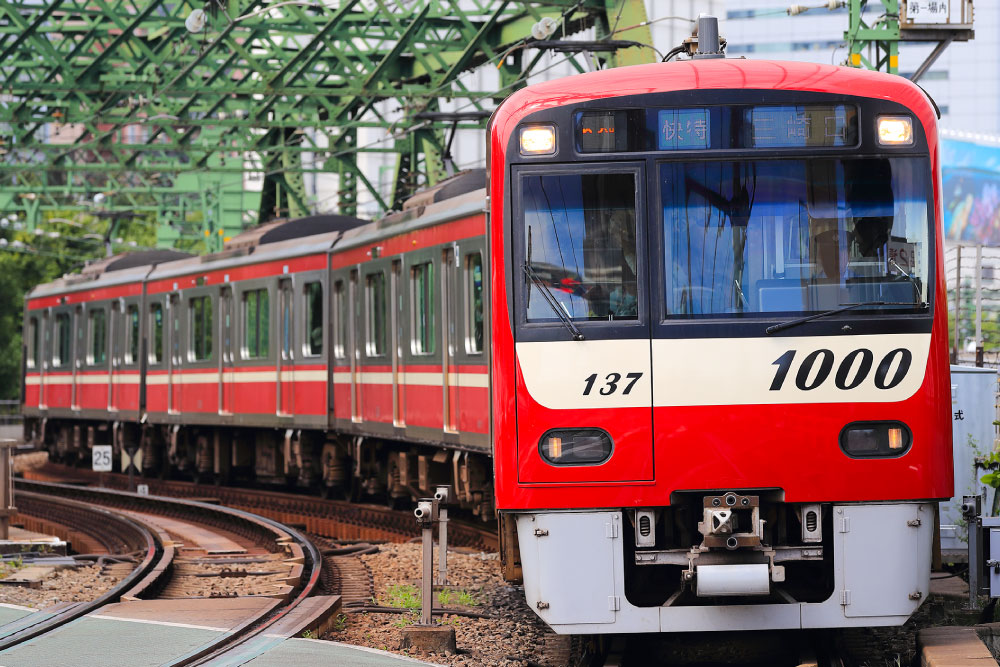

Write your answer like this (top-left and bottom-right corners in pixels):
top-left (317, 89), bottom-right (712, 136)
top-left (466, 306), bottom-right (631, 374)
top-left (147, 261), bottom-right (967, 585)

top-left (411, 262), bottom-right (434, 355)
top-left (465, 253), bottom-right (484, 354)
top-left (366, 272), bottom-right (386, 357)
top-left (305, 281), bottom-right (323, 356)
top-left (27, 317), bottom-right (38, 368)
top-left (55, 314), bottom-right (71, 367)
top-left (125, 305), bottom-right (139, 364)
top-left (333, 280), bottom-right (346, 360)
top-left (89, 308), bottom-right (107, 365)
top-left (244, 288), bottom-right (270, 359)
top-left (190, 295), bottom-right (213, 361)
top-left (149, 303), bottom-right (163, 363)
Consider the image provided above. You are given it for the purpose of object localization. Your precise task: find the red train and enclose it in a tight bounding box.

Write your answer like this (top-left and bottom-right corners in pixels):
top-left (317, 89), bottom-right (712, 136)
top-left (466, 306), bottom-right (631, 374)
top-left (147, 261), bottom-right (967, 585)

top-left (22, 177), bottom-right (495, 516)
top-left (23, 51), bottom-right (951, 634)
top-left (489, 57), bottom-right (951, 632)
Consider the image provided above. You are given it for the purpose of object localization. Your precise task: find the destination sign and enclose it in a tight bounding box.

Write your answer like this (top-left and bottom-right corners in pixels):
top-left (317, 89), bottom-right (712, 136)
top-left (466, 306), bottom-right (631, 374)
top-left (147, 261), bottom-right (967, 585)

top-left (745, 105), bottom-right (857, 148)
top-left (657, 109), bottom-right (710, 151)
top-left (572, 104), bottom-right (859, 154)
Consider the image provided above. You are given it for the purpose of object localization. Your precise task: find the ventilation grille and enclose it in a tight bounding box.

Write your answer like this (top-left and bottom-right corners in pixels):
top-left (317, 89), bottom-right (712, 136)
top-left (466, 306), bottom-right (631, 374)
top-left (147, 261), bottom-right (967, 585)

top-left (805, 510), bottom-right (818, 533)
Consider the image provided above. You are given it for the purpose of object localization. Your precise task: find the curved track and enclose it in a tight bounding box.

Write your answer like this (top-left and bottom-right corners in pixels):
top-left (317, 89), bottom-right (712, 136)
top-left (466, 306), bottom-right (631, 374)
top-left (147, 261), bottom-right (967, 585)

top-left (0, 491), bottom-right (161, 651)
top-left (24, 462), bottom-right (499, 551)
top-left (11, 480), bottom-right (324, 666)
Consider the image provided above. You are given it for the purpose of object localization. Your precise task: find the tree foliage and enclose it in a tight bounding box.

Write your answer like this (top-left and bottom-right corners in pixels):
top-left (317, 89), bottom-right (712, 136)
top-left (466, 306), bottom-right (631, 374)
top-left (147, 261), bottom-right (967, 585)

top-left (0, 210), bottom-right (157, 399)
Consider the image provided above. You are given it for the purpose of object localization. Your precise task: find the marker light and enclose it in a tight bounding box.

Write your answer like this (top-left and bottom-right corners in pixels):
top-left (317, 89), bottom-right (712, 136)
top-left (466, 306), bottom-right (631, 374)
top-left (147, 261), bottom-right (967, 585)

top-left (519, 125), bottom-right (557, 155)
top-left (539, 428), bottom-right (612, 465)
top-left (840, 421), bottom-right (912, 458)
top-left (877, 116), bottom-right (913, 145)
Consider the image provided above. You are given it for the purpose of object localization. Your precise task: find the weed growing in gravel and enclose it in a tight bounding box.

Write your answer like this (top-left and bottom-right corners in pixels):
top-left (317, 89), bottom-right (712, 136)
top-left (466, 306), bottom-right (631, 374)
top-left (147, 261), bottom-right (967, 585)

top-left (392, 613), bottom-right (417, 628)
top-left (437, 588), bottom-right (479, 607)
top-left (383, 584), bottom-right (421, 609)
top-left (300, 630), bottom-right (314, 639)
top-left (332, 613), bottom-right (348, 632)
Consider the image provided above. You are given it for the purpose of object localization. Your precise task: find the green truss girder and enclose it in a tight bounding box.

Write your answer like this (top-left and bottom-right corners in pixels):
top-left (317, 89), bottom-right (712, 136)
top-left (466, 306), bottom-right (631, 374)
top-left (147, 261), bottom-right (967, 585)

top-left (0, 0), bottom-right (654, 251)
top-left (844, 0), bottom-right (900, 74)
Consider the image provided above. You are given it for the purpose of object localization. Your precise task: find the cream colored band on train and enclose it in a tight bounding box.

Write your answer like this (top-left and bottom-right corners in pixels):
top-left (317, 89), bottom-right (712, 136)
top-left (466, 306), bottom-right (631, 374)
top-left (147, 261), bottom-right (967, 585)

top-left (516, 333), bottom-right (932, 409)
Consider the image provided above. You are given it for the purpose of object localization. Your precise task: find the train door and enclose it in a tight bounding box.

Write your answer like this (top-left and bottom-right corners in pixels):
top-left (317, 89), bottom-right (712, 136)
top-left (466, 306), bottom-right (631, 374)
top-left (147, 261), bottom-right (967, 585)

top-left (512, 164), bottom-right (653, 482)
top-left (391, 260), bottom-right (404, 427)
top-left (108, 300), bottom-right (121, 411)
top-left (167, 293), bottom-right (181, 413)
top-left (349, 270), bottom-right (361, 423)
top-left (361, 262), bottom-right (390, 423)
top-left (278, 278), bottom-right (294, 416)
top-left (442, 246), bottom-right (459, 433)
top-left (71, 305), bottom-right (82, 411)
top-left (219, 287), bottom-right (234, 415)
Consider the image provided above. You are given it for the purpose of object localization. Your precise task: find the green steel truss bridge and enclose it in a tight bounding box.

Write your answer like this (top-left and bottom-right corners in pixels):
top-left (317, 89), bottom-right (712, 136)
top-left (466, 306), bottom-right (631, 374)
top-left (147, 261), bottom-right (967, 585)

top-left (0, 0), bottom-right (653, 251)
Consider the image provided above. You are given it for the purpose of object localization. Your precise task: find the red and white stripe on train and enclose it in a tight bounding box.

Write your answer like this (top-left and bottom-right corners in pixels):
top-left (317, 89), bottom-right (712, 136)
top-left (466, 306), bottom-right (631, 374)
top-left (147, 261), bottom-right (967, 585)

top-left (22, 182), bottom-right (494, 514)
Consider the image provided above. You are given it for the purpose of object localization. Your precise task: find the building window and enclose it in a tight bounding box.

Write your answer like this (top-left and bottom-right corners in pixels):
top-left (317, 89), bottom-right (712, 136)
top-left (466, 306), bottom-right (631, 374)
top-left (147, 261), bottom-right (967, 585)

top-left (27, 317), bottom-right (38, 368)
top-left (150, 303), bottom-right (164, 363)
top-left (190, 295), bottom-right (213, 361)
top-left (244, 288), bottom-right (270, 359)
top-left (465, 253), bottom-right (484, 354)
top-left (365, 272), bottom-right (386, 357)
top-left (89, 308), bottom-right (107, 365)
top-left (333, 280), bottom-right (346, 359)
top-left (304, 282), bottom-right (323, 356)
top-left (125, 305), bottom-right (139, 364)
top-left (411, 262), bottom-right (435, 355)
top-left (55, 314), bottom-right (71, 367)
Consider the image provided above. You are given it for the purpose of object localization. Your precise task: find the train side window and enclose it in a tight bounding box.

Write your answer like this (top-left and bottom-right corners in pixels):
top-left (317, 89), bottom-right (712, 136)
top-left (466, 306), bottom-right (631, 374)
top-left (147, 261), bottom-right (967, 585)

top-left (149, 303), bottom-right (164, 364)
top-left (125, 305), bottom-right (139, 364)
top-left (54, 314), bottom-right (71, 367)
top-left (411, 262), bottom-right (435, 355)
top-left (333, 280), bottom-right (346, 359)
top-left (304, 282), bottom-right (323, 356)
top-left (465, 253), bottom-right (484, 354)
top-left (244, 288), bottom-right (270, 359)
top-left (89, 308), bottom-right (107, 365)
top-left (189, 295), bottom-right (213, 361)
top-left (26, 317), bottom-right (38, 368)
top-left (365, 271), bottom-right (386, 357)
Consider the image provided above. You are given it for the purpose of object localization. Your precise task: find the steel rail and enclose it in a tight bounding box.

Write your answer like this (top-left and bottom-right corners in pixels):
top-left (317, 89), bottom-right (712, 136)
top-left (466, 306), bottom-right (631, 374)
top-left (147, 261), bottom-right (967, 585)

top-left (0, 490), bottom-right (163, 651)
top-left (14, 479), bottom-right (323, 667)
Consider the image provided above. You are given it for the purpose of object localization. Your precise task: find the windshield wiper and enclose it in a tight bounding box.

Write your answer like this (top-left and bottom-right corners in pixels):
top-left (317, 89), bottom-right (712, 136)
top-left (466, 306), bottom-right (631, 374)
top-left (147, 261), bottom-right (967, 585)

top-left (523, 262), bottom-right (585, 341)
top-left (888, 257), bottom-right (923, 304)
top-left (765, 300), bottom-right (928, 335)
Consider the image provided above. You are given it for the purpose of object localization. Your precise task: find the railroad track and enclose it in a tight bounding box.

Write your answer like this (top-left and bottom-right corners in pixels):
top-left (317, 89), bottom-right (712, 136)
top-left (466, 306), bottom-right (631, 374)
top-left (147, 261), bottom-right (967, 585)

top-left (0, 491), bottom-right (160, 651)
top-left (9, 480), bottom-right (325, 665)
top-left (23, 462), bottom-right (499, 551)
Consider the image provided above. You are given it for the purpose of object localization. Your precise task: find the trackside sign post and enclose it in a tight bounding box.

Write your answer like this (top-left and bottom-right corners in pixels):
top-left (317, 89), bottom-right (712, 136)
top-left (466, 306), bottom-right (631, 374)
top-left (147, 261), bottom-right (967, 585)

top-left (92, 445), bottom-right (112, 472)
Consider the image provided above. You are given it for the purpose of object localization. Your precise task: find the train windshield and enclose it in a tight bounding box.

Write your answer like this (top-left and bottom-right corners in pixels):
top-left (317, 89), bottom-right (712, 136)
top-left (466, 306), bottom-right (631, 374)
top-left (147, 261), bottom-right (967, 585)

top-left (522, 171), bottom-right (639, 322)
top-left (661, 157), bottom-right (931, 318)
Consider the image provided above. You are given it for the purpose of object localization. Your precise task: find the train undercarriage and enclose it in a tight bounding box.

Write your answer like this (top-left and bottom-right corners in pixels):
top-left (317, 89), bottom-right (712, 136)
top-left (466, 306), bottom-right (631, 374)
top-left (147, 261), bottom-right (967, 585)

top-left (23, 416), bottom-right (494, 518)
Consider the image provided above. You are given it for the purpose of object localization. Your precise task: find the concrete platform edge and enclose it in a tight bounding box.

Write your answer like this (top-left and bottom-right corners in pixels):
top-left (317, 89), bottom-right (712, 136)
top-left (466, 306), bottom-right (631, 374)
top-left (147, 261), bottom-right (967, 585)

top-left (918, 625), bottom-right (997, 666)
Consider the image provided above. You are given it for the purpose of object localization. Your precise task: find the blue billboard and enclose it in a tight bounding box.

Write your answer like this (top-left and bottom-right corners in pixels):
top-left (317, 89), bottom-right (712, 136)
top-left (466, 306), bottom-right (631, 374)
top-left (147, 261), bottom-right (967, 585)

top-left (942, 137), bottom-right (1000, 246)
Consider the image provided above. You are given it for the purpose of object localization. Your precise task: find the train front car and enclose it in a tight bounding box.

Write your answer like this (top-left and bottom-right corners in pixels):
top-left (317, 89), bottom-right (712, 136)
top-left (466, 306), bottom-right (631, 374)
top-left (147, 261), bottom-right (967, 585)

top-left (489, 59), bottom-right (951, 634)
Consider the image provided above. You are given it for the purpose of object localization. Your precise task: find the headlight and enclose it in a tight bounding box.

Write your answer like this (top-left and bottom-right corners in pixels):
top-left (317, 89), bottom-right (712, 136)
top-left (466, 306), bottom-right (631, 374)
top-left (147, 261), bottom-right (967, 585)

top-left (539, 428), bottom-right (612, 465)
top-left (519, 125), bottom-right (557, 155)
top-left (877, 116), bottom-right (913, 146)
top-left (840, 422), bottom-right (912, 458)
